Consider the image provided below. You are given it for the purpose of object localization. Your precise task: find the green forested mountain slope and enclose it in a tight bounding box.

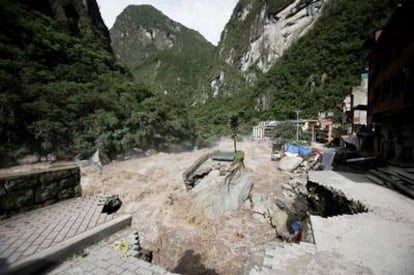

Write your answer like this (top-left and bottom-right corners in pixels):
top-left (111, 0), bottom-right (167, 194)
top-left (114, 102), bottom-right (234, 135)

top-left (254, 0), bottom-right (395, 119)
top-left (193, 0), bottom-right (396, 136)
top-left (200, 0), bottom-right (325, 99)
top-left (0, 0), bottom-right (194, 163)
top-left (110, 5), bottom-right (215, 101)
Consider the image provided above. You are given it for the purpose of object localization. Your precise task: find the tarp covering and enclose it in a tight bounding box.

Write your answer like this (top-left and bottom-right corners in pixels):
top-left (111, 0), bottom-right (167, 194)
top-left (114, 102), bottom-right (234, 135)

top-left (285, 144), bottom-right (312, 156)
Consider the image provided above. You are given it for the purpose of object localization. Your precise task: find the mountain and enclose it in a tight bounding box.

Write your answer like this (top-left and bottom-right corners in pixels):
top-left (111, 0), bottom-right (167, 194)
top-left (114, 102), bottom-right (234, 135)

top-left (203, 0), bottom-right (327, 97)
top-left (0, 0), bottom-right (194, 165)
top-left (193, 0), bottom-right (396, 136)
top-left (110, 5), bottom-right (215, 101)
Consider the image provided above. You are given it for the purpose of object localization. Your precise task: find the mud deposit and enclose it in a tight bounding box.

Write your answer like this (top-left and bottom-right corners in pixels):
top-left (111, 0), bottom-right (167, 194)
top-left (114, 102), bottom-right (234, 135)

top-left (81, 140), bottom-right (290, 274)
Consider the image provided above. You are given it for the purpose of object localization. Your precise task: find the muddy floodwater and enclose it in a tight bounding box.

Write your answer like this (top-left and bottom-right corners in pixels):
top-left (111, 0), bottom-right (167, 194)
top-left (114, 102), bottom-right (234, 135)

top-left (81, 139), bottom-right (290, 274)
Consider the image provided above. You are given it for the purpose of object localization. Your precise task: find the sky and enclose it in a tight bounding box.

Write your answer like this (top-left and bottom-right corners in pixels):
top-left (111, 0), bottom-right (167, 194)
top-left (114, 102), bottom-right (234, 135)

top-left (96, 0), bottom-right (239, 45)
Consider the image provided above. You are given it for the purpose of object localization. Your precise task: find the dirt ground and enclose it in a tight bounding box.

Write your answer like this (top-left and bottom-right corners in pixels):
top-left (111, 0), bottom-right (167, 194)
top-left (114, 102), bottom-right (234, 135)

top-left (80, 139), bottom-right (291, 274)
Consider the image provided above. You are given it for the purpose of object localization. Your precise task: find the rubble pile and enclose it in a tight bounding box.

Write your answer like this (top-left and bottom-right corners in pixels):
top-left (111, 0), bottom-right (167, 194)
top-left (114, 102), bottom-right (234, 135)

top-left (265, 151), bottom-right (322, 243)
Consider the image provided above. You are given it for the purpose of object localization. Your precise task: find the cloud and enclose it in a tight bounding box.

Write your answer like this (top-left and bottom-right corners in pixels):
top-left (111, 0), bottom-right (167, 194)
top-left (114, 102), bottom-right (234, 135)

top-left (96, 0), bottom-right (238, 45)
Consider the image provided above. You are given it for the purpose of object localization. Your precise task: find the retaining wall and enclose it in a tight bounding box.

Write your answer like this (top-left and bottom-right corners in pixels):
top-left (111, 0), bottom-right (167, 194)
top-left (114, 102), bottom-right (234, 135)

top-left (0, 164), bottom-right (81, 216)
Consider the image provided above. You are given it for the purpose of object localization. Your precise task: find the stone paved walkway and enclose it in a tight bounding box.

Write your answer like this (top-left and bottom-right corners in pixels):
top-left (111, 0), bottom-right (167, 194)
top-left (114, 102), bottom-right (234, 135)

top-left (49, 228), bottom-right (176, 275)
top-left (245, 171), bottom-right (414, 274)
top-left (309, 171), bottom-right (414, 275)
top-left (248, 241), bottom-right (371, 275)
top-left (0, 195), bottom-right (116, 270)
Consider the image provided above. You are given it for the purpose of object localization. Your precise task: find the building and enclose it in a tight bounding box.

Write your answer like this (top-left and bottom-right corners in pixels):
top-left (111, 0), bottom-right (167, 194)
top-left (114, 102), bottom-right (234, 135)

top-left (252, 120), bottom-right (306, 140)
top-left (351, 73), bottom-right (368, 128)
top-left (368, 2), bottom-right (414, 164)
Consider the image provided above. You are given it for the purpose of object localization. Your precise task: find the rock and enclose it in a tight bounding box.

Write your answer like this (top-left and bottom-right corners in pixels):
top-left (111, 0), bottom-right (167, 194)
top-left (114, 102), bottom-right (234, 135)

top-left (275, 198), bottom-right (286, 210)
top-left (58, 187), bottom-right (74, 200)
top-left (268, 207), bottom-right (289, 240)
top-left (17, 154), bottom-right (40, 165)
top-left (89, 149), bottom-right (110, 170)
top-left (117, 148), bottom-right (144, 160)
top-left (300, 160), bottom-right (309, 167)
top-left (35, 182), bottom-right (59, 203)
top-left (250, 192), bottom-right (267, 214)
top-left (0, 185), bottom-right (6, 197)
top-left (4, 177), bottom-right (39, 192)
top-left (219, 168), bottom-right (227, 176)
top-left (193, 165), bottom-right (212, 178)
top-left (73, 184), bottom-right (82, 196)
top-left (194, 163), bottom-right (253, 216)
top-left (59, 177), bottom-right (77, 189)
top-left (0, 189), bottom-right (34, 210)
top-left (278, 156), bottom-right (303, 172)
top-left (102, 195), bottom-right (122, 214)
top-left (47, 153), bottom-right (57, 162)
top-left (145, 149), bottom-right (158, 157)
top-left (282, 183), bottom-right (293, 191)
top-left (296, 185), bottom-right (308, 195)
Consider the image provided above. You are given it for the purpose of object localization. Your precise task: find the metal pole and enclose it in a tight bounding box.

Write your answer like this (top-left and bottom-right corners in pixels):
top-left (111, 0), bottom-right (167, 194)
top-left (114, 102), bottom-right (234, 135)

top-left (296, 111), bottom-right (300, 142)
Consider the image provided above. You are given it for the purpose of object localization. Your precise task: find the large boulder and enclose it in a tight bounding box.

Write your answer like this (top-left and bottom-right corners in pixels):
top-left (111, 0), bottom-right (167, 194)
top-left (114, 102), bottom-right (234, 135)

top-left (278, 156), bottom-right (303, 172)
top-left (117, 148), bottom-right (144, 161)
top-left (89, 149), bottom-right (110, 169)
top-left (192, 162), bottom-right (253, 216)
top-left (268, 206), bottom-right (289, 240)
top-left (17, 154), bottom-right (40, 165)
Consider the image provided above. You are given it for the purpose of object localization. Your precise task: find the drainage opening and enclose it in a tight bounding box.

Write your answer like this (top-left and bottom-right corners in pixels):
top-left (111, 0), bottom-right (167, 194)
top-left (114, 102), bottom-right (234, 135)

top-left (307, 181), bottom-right (368, 218)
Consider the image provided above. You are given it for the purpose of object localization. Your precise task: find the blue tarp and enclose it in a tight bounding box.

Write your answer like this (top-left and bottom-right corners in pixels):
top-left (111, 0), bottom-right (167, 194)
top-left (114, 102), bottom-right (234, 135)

top-left (285, 143), bottom-right (312, 156)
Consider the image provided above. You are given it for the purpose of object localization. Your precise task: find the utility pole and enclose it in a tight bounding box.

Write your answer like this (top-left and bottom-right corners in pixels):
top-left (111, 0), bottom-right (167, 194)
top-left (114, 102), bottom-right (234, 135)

top-left (230, 116), bottom-right (239, 153)
top-left (295, 110), bottom-right (301, 142)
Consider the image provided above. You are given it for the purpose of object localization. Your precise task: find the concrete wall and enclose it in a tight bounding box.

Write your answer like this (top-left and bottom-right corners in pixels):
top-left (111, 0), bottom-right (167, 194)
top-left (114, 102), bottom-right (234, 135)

top-left (0, 165), bottom-right (81, 216)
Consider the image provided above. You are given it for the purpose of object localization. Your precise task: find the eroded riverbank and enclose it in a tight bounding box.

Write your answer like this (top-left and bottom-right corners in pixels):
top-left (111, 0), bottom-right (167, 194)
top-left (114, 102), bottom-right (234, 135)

top-left (80, 139), bottom-right (290, 274)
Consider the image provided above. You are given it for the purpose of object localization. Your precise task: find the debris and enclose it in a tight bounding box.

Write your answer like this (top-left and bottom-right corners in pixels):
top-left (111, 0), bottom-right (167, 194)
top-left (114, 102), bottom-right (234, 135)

top-left (275, 198), bottom-right (286, 209)
top-left (102, 195), bottom-right (122, 214)
top-left (271, 152), bottom-right (283, 161)
top-left (278, 156), bottom-right (303, 172)
top-left (113, 240), bottom-right (129, 257)
top-left (288, 221), bottom-right (302, 243)
top-left (235, 231), bottom-right (245, 238)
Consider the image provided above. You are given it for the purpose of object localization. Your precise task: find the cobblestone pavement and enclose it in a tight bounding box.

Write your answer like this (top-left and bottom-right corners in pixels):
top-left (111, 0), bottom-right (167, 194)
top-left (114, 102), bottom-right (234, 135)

top-left (0, 195), bottom-right (116, 269)
top-left (49, 228), bottom-right (177, 275)
top-left (248, 242), bottom-right (372, 275)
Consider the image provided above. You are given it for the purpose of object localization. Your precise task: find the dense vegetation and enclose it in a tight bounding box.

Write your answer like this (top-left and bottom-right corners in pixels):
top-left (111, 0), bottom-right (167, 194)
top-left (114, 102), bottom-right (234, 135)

top-left (193, 0), bottom-right (395, 136)
top-left (254, 0), bottom-right (395, 119)
top-left (0, 0), bottom-right (397, 164)
top-left (110, 5), bottom-right (215, 102)
top-left (0, 1), bottom-right (194, 163)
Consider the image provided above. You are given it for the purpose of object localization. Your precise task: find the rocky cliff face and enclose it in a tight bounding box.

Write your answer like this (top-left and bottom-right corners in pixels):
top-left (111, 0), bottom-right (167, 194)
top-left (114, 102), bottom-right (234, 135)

top-left (209, 0), bottom-right (328, 95)
top-left (24, 0), bottom-right (111, 50)
top-left (110, 5), bottom-right (215, 100)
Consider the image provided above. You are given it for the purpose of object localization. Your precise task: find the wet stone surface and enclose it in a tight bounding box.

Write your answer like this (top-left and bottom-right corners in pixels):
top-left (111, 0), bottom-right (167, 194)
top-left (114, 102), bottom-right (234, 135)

top-left (49, 228), bottom-right (176, 275)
